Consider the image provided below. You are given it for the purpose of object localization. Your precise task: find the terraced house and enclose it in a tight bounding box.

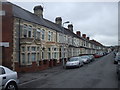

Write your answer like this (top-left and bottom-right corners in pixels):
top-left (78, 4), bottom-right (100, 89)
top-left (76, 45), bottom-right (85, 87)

top-left (1, 2), bottom-right (108, 72)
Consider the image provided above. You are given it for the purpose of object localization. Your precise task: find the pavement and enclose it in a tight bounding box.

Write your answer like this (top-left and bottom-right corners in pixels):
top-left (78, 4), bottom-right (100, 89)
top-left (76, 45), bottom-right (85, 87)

top-left (18, 65), bottom-right (64, 85)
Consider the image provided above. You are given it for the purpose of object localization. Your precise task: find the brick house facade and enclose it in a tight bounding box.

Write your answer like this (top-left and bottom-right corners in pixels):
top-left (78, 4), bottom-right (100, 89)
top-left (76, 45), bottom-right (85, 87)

top-left (1, 2), bottom-right (108, 72)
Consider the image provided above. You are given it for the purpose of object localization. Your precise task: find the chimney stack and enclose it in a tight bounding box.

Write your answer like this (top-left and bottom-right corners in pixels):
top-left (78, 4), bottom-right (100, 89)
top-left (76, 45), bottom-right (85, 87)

top-left (33, 5), bottom-right (43, 18)
top-left (76, 31), bottom-right (81, 37)
top-left (68, 24), bottom-right (73, 32)
top-left (82, 34), bottom-right (86, 38)
top-left (87, 37), bottom-right (90, 40)
top-left (55, 17), bottom-right (62, 26)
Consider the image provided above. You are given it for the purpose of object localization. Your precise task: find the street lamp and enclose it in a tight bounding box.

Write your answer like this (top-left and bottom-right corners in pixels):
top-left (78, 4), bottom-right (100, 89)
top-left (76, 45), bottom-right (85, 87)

top-left (63, 21), bottom-right (70, 27)
top-left (62, 21), bottom-right (70, 68)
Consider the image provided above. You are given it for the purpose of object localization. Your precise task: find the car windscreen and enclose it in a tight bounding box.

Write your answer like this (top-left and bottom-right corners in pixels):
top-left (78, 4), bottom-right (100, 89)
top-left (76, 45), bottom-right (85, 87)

top-left (80, 56), bottom-right (89, 59)
top-left (69, 57), bottom-right (79, 61)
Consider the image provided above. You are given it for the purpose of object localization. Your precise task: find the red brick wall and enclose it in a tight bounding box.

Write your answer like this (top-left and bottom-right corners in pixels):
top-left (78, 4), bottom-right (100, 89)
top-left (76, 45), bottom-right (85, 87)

top-left (15, 60), bottom-right (49, 72)
top-left (14, 59), bottom-right (59, 73)
top-left (2, 2), bottom-right (13, 69)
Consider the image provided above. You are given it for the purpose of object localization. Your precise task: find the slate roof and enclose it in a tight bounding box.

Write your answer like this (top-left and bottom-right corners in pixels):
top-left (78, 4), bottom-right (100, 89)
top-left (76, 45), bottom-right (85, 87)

top-left (3, 2), bottom-right (104, 47)
top-left (90, 40), bottom-right (104, 47)
top-left (5, 2), bottom-right (84, 40)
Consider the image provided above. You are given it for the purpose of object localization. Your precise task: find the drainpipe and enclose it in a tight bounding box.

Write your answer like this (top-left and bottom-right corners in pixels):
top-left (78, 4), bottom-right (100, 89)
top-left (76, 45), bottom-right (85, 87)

top-left (18, 18), bottom-right (21, 67)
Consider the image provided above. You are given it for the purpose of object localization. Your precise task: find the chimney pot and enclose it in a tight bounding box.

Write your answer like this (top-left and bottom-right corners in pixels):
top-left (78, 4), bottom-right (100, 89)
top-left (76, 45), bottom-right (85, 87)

top-left (68, 24), bottom-right (73, 32)
top-left (55, 17), bottom-right (62, 26)
top-left (76, 31), bottom-right (81, 37)
top-left (33, 5), bottom-right (43, 18)
top-left (82, 34), bottom-right (86, 38)
top-left (87, 37), bottom-right (90, 40)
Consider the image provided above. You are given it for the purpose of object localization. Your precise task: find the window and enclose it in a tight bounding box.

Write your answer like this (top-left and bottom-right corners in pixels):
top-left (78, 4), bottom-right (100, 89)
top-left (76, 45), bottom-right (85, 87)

top-left (54, 52), bottom-right (57, 59)
top-left (0, 10), bottom-right (5, 16)
top-left (27, 47), bottom-right (30, 51)
top-left (28, 31), bottom-right (31, 37)
top-left (32, 47), bottom-right (36, 51)
top-left (28, 25), bottom-right (32, 38)
top-left (36, 29), bottom-right (41, 40)
top-left (48, 31), bottom-right (51, 41)
top-left (51, 32), bottom-right (53, 41)
top-left (22, 47), bottom-right (25, 52)
top-left (31, 53), bottom-right (36, 61)
top-left (37, 47), bottom-right (40, 51)
top-left (23, 24), bottom-right (27, 37)
top-left (41, 29), bottom-right (45, 40)
top-left (54, 48), bottom-right (57, 51)
top-left (27, 53), bottom-right (30, 63)
top-left (37, 53), bottom-right (40, 60)
top-left (33, 29), bottom-right (36, 39)
top-left (48, 48), bottom-right (51, 51)
top-left (64, 36), bottom-right (66, 42)
top-left (0, 67), bottom-right (5, 75)
top-left (22, 53), bottom-right (25, 64)
top-left (48, 52), bottom-right (51, 59)
top-left (42, 52), bottom-right (44, 59)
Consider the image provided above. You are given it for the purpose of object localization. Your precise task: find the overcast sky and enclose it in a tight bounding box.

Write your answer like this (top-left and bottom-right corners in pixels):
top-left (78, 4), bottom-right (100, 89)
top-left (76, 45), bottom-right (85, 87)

top-left (9, 1), bottom-right (118, 46)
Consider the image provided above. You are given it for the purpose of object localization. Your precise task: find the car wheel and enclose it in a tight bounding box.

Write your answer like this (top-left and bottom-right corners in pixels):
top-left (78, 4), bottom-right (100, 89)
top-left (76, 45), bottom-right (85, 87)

top-left (114, 61), bottom-right (118, 64)
top-left (5, 82), bottom-right (18, 90)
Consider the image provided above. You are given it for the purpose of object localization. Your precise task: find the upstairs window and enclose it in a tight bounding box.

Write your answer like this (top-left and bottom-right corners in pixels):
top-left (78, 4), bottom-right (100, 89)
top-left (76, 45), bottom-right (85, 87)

top-left (48, 31), bottom-right (51, 41)
top-left (51, 32), bottom-right (53, 41)
top-left (33, 29), bottom-right (36, 39)
top-left (23, 24), bottom-right (27, 37)
top-left (36, 29), bottom-right (41, 40)
top-left (28, 25), bottom-right (32, 38)
top-left (41, 29), bottom-right (45, 40)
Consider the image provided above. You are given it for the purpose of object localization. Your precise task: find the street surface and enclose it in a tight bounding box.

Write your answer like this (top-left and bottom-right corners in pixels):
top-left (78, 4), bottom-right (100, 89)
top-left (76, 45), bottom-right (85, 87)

top-left (19, 52), bottom-right (119, 88)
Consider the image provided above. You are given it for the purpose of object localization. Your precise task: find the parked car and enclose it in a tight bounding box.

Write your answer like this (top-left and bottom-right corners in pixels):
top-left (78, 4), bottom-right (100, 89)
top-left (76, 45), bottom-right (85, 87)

top-left (116, 52), bottom-right (120, 56)
top-left (0, 65), bottom-right (19, 90)
top-left (116, 56), bottom-right (120, 80)
top-left (114, 55), bottom-right (120, 64)
top-left (79, 55), bottom-right (90, 64)
top-left (103, 52), bottom-right (108, 56)
top-left (94, 53), bottom-right (102, 58)
top-left (88, 55), bottom-right (95, 62)
top-left (65, 57), bottom-right (84, 68)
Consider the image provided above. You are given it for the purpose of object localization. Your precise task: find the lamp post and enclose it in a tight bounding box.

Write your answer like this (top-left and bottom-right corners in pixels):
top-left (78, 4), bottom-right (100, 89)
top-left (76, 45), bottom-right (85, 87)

top-left (62, 21), bottom-right (70, 68)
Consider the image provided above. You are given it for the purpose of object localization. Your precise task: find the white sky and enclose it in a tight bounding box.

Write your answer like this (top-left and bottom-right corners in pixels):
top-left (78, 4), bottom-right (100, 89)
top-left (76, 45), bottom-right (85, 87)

top-left (7, 0), bottom-right (118, 46)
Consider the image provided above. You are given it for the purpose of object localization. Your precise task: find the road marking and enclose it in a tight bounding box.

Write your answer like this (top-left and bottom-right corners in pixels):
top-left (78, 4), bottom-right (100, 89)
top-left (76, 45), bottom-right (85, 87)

top-left (19, 78), bottom-right (39, 86)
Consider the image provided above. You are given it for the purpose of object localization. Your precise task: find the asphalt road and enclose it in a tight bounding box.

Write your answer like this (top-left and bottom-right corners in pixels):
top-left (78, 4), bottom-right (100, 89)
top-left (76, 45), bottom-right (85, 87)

top-left (19, 52), bottom-right (119, 88)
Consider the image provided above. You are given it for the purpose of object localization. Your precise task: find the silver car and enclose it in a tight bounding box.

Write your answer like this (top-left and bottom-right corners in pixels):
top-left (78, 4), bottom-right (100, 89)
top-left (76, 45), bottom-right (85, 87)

top-left (0, 65), bottom-right (19, 90)
top-left (65, 57), bottom-right (84, 68)
top-left (88, 55), bottom-right (95, 62)
top-left (114, 55), bottom-right (120, 64)
top-left (80, 55), bottom-right (90, 64)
